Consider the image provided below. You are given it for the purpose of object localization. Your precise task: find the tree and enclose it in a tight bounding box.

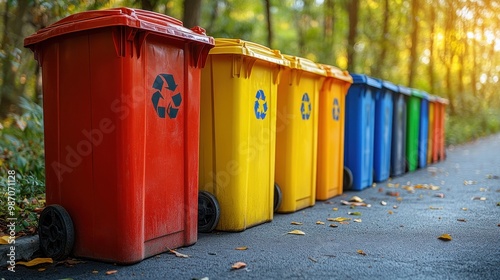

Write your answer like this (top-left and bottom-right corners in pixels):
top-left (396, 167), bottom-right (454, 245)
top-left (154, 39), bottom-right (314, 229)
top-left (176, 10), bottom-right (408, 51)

top-left (408, 0), bottom-right (419, 87)
top-left (263, 0), bottom-right (273, 48)
top-left (346, 0), bottom-right (359, 73)
top-left (183, 0), bottom-right (202, 28)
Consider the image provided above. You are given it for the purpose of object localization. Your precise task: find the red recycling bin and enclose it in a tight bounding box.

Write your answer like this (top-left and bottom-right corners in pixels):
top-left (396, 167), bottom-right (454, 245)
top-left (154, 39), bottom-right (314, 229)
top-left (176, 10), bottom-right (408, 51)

top-left (24, 8), bottom-right (214, 264)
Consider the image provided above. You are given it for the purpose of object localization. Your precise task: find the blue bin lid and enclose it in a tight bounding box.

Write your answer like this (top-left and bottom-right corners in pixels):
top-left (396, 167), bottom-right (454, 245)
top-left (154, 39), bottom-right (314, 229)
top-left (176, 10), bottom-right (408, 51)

top-left (350, 74), bottom-right (382, 88)
top-left (382, 80), bottom-right (398, 92)
top-left (397, 85), bottom-right (411, 96)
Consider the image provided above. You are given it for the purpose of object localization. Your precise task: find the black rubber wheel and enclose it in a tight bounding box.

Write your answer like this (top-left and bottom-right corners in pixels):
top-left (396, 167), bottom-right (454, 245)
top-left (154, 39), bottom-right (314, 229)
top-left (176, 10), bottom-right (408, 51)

top-left (343, 166), bottom-right (353, 190)
top-left (38, 205), bottom-right (75, 260)
top-left (198, 191), bottom-right (220, 233)
top-left (274, 183), bottom-right (283, 212)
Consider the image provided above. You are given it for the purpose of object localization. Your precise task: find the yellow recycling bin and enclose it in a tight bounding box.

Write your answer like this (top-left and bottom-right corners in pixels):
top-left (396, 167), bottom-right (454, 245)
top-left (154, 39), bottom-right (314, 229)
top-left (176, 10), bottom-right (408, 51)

top-left (316, 65), bottom-right (352, 200)
top-left (199, 39), bottom-right (288, 232)
top-left (275, 55), bottom-right (326, 213)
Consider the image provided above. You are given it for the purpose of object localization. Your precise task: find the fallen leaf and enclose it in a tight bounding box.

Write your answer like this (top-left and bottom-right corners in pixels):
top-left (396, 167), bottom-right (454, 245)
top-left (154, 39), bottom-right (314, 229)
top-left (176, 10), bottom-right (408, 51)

top-left (37, 268), bottom-right (46, 272)
top-left (438, 233), bottom-right (452, 241)
top-left (106, 270), bottom-right (118, 275)
top-left (435, 193), bottom-right (445, 198)
top-left (235, 246), bottom-right (248, 251)
top-left (386, 191), bottom-right (399, 197)
top-left (17, 258), bottom-right (53, 267)
top-left (357, 249), bottom-right (367, 256)
top-left (57, 258), bottom-right (86, 267)
top-left (332, 207), bottom-right (338, 211)
top-left (340, 200), bottom-right (371, 207)
top-left (327, 217), bottom-right (351, 222)
top-left (353, 219), bottom-right (362, 223)
top-left (393, 205), bottom-right (398, 209)
top-left (387, 183), bottom-right (399, 188)
top-left (388, 210), bottom-right (393, 214)
top-left (496, 202), bottom-right (500, 206)
top-left (486, 174), bottom-right (499, 179)
top-left (329, 224), bottom-right (338, 228)
top-left (380, 201), bottom-right (387, 206)
top-left (231, 262), bottom-right (247, 270)
top-left (479, 188), bottom-right (488, 192)
top-left (168, 249), bottom-right (189, 258)
top-left (464, 180), bottom-right (477, 185)
top-left (287, 229), bottom-right (305, 235)
top-left (92, 270), bottom-right (99, 274)
top-left (472, 197), bottom-right (487, 201)
top-left (290, 221), bottom-right (303, 225)
top-left (348, 212), bottom-right (362, 216)
top-left (457, 218), bottom-right (467, 222)
top-left (339, 221), bottom-right (350, 225)
top-left (0, 235), bottom-right (12, 245)
top-left (429, 206), bottom-right (443, 210)
top-left (316, 221), bottom-right (325, 225)
top-left (461, 207), bottom-right (468, 211)
top-left (396, 197), bottom-right (403, 201)
top-left (308, 257), bottom-right (318, 262)
top-left (349, 196), bottom-right (364, 202)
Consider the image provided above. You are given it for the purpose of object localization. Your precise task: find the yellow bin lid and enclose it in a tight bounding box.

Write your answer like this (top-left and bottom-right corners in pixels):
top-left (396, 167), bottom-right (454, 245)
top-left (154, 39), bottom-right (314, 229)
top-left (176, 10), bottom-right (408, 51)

top-left (320, 64), bottom-right (353, 83)
top-left (210, 38), bottom-right (289, 66)
top-left (283, 55), bottom-right (327, 76)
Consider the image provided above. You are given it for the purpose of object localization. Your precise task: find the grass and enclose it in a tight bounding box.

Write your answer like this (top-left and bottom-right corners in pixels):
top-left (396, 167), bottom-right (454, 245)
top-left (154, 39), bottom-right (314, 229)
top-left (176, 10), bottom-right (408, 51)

top-left (446, 109), bottom-right (500, 146)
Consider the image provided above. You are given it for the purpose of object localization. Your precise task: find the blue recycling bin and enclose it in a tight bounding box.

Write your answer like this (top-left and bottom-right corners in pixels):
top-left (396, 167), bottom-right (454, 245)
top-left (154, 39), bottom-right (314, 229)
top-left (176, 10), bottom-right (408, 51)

top-left (344, 74), bottom-right (381, 191)
top-left (391, 85), bottom-right (411, 177)
top-left (418, 90), bottom-right (430, 168)
top-left (373, 80), bottom-right (395, 182)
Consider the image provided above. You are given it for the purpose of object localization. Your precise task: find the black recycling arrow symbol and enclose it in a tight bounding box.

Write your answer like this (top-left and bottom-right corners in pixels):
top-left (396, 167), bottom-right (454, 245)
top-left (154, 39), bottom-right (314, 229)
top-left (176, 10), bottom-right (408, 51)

top-left (151, 74), bottom-right (182, 119)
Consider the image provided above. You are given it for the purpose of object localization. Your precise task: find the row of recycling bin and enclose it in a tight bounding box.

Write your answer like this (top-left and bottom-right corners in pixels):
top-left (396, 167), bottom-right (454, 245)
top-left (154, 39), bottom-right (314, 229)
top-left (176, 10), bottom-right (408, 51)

top-left (23, 8), bottom-right (448, 264)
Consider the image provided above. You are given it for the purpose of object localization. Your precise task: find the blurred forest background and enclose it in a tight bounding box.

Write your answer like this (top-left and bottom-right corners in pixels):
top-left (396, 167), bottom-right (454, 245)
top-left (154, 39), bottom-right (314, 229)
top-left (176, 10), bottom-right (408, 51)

top-left (0, 0), bottom-right (499, 232)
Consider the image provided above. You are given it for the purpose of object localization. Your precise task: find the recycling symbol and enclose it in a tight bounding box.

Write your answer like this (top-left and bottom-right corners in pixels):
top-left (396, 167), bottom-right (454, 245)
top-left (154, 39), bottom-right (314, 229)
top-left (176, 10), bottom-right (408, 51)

top-left (300, 93), bottom-right (312, 120)
top-left (254, 89), bottom-right (268, 120)
top-left (332, 98), bottom-right (340, 121)
top-left (151, 74), bottom-right (182, 119)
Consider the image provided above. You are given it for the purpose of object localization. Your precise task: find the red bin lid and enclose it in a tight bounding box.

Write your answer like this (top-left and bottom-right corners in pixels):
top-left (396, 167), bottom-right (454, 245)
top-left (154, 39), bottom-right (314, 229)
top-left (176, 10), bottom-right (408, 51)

top-left (24, 7), bottom-right (214, 47)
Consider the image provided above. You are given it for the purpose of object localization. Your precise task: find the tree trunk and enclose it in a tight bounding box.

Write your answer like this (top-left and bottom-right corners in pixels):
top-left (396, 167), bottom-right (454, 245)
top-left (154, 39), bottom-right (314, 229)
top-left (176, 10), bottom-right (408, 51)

top-left (140, 0), bottom-right (159, 11)
top-left (346, 0), bottom-right (359, 73)
top-left (183, 0), bottom-right (202, 28)
top-left (263, 0), bottom-right (273, 48)
top-left (427, 4), bottom-right (436, 95)
top-left (408, 0), bottom-right (419, 87)
top-left (371, 0), bottom-right (390, 77)
top-left (323, 0), bottom-right (334, 64)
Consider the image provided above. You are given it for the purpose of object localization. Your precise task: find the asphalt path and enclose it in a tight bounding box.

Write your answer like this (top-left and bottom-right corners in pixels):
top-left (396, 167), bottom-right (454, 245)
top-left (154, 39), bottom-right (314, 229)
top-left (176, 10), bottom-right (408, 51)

top-left (4, 133), bottom-right (500, 279)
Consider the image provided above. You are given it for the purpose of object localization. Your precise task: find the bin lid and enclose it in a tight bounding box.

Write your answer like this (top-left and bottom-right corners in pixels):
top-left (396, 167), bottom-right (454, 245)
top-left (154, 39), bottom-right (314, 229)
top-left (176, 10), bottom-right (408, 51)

top-left (350, 74), bottom-right (382, 88)
top-left (209, 38), bottom-right (288, 66)
top-left (382, 80), bottom-right (398, 92)
top-left (410, 88), bottom-right (429, 99)
top-left (320, 64), bottom-right (353, 83)
top-left (397, 85), bottom-right (412, 96)
top-left (436, 97), bottom-right (450, 105)
top-left (283, 55), bottom-right (326, 76)
top-left (24, 7), bottom-right (214, 48)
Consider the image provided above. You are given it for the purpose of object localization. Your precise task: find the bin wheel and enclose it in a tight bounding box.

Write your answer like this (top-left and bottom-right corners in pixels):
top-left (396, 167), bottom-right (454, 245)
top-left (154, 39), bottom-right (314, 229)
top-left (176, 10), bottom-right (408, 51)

top-left (274, 183), bottom-right (283, 212)
top-left (38, 205), bottom-right (75, 260)
top-left (343, 166), bottom-right (353, 190)
top-left (198, 191), bottom-right (220, 233)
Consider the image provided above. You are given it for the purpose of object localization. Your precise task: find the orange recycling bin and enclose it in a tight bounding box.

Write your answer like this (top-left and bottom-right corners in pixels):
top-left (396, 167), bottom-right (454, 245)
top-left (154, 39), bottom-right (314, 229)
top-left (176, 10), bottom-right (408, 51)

top-left (275, 55), bottom-right (326, 212)
top-left (316, 65), bottom-right (352, 200)
top-left (435, 97), bottom-right (449, 161)
top-left (24, 8), bottom-right (214, 264)
top-left (427, 95), bottom-right (436, 164)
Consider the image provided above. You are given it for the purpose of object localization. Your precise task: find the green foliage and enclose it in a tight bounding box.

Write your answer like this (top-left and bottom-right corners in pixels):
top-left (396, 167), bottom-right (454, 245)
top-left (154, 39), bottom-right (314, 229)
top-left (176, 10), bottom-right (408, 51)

top-left (1, 97), bottom-right (45, 233)
top-left (446, 109), bottom-right (500, 146)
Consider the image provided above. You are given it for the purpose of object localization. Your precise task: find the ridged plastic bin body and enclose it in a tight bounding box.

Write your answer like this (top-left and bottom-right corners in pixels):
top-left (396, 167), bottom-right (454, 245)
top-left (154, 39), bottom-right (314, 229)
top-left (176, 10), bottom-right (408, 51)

top-left (316, 65), bottom-right (352, 200)
top-left (199, 39), bottom-right (287, 231)
top-left (418, 92), bottom-right (430, 168)
top-left (436, 97), bottom-right (449, 161)
top-left (391, 86), bottom-right (410, 177)
top-left (428, 96), bottom-right (436, 164)
top-left (406, 89), bottom-right (422, 172)
top-left (373, 80), bottom-right (395, 182)
top-left (344, 74), bottom-right (381, 190)
top-left (24, 8), bottom-right (214, 263)
top-left (275, 56), bottom-right (326, 212)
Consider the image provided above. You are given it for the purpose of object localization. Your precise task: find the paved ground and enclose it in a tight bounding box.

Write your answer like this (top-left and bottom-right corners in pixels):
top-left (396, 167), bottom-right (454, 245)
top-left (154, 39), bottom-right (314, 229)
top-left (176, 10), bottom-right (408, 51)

top-left (3, 133), bottom-right (500, 279)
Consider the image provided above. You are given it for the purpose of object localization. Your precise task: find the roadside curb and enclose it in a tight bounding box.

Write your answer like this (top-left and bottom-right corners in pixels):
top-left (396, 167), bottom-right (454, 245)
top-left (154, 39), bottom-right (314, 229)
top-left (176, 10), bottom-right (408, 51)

top-left (0, 235), bottom-right (39, 267)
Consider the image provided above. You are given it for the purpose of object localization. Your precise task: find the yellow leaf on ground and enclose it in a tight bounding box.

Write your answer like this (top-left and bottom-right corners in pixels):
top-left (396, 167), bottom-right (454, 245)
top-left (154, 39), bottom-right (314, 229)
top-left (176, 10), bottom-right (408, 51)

top-left (235, 246), bottom-right (248, 250)
top-left (287, 230), bottom-right (305, 235)
top-left (316, 221), bottom-right (325, 225)
top-left (327, 217), bottom-right (351, 222)
top-left (17, 258), bottom-right (53, 267)
top-left (357, 249), bottom-right (367, 256)
top-left (353, 219), bottom-right (362, 223)
top-left (0, 235), bottom-right (12, 245)
top-left (349, 196), bottom-right (364, 202)
top-left (438, 233), bottom-right (452, 241)
top-left (290, 221), bottom-right (303, 225)
top-left (231, 262), bottom-right (247, 270)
